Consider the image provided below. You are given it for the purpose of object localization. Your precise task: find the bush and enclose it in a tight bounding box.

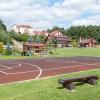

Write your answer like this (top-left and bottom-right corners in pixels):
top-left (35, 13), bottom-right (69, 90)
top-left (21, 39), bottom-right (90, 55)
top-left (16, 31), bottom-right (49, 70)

top-left (1, 48), bottom-right (6, 55)
top-left (72, 39), bottom-right (77, 47)
top-left (6, 47), bottom-right (13, 55)
top-left (0, 42), bottom-right (4, 53)
top-left (5, 42), bottom-right (13, 55)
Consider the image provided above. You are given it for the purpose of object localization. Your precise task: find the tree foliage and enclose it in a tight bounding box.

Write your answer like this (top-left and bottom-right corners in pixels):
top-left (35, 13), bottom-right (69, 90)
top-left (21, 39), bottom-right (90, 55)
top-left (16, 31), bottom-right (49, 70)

top-left (0, 19), bottom-right (7, 31)
top-left (33, 34), bottom-right (46, 43)
top-left (0, 19), bottom-right (12, 44)
top-left (66, 25), bottom-right (100, 42)
top-left (9, 31), bottom-right (29, 42)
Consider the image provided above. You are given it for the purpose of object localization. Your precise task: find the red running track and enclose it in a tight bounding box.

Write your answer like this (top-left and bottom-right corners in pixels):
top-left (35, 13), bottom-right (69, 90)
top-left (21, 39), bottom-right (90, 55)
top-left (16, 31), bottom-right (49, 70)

top-left (0, 56), bottom-right (100, 84)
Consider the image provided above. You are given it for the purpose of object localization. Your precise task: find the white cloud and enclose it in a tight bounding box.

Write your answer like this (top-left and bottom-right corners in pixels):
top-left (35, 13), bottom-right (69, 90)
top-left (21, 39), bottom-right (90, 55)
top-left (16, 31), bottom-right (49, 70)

top-left (72, 15), bottom-right (100, 26)
top-left (0, 0), bottom-right (100, 30)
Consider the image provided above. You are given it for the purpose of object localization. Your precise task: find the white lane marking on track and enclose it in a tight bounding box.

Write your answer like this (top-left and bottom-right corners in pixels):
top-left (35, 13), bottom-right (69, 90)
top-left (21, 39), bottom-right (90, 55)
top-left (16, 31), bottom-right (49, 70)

top-left (1, 62), bottom-right (100, 77)
top-left (0, 64), bottom-right (22, 70)
top-left (0, 62), bottom-right (42, 79)
top-left (4, 63), bottom-right (100, 74)
top-left (0, 71), bottom-right (8, 74)
top-left (0, 65), bottom-right (11, 69)
top-left (46, 59), bottom-right (78, 63)
top-left (11, 64), bottom-right (22, 69)
top-left (17, 62), bottom-right (42, 79)
top-left (42, 63), bottom-right (100, 71)
top-left (6, 70), bottom-right (38, 75)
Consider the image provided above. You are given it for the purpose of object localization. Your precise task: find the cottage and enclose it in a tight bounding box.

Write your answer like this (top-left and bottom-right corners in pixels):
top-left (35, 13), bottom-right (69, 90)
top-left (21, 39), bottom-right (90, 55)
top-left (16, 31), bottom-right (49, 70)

top-left (79, 39), bottom-right (96, 47)
top-left (22, 43), bottom-right (47, 56)
top-left (50, 30), bottom-right (71, 47)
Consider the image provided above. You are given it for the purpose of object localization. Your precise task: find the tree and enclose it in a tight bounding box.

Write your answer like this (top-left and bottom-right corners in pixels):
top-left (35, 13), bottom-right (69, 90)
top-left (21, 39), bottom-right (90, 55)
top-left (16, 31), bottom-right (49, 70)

top-left (27, 35), bottom-right (34, 43)
top-left (9, 31), bottom-right (29, 42)
top-left (0, 30), bottom-right (12, 44)
top-left (66, 25), bottom-right (100, 42)
top-left (0, 19), bottom-right (7, 31)
top-left (47, 26), bottom-right (65, 35)
top-left (0, 20), bottom-right (13, 44)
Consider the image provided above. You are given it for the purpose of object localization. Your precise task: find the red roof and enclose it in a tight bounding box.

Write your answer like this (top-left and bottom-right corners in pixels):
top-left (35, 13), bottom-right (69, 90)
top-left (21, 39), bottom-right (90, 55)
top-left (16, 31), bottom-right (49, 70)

top-left (33, 43), bottom-right (46, 47)
top-left (79, 39), bottom-right (96, 44)
top-left (50, 30), bottom-right (62, 36)
top-left (24, 43), bottom-right (47, 47)
top-left (33, 31), bottom-right (49, 35)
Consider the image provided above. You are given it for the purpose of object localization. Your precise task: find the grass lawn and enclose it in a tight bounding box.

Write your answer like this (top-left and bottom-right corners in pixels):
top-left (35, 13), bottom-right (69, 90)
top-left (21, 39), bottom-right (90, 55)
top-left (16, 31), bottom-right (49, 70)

top-left (49, 47), bottom-right (100, 57)
top-left (0, 47), bottom-right (100, 60)
top-left (0, 69), bottom-right (100, 100)
top-left (0, 55), bottom-right (41, 60)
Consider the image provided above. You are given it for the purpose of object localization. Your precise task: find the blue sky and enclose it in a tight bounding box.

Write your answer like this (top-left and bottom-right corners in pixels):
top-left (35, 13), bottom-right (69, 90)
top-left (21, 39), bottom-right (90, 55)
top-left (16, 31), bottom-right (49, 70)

top-left (0, 0), bottom-right (100, 30)
top-left (48, 0), bottom-right (63, 6)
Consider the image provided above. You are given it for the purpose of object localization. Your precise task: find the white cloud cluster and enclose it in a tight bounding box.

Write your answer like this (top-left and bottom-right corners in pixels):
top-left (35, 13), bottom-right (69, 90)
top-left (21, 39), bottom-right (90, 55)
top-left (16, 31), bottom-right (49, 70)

top-left (0, 0), bottom-right (100, 30)
top-left (72, 15), bottom-right (100, 26)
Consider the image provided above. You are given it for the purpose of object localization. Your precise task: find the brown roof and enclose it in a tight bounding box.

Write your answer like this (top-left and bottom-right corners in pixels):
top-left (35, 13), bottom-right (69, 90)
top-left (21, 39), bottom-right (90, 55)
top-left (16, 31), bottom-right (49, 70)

top-left (33, 31), bottom-right (49, 35)
top-left (54, 35), bottom-right (69, 38)
top-left (24, 43), bottom-right (47, 47)
top-left (79, 39), bottom-right (96, 44)
top-left (50, 30), bottom-right (61, 36)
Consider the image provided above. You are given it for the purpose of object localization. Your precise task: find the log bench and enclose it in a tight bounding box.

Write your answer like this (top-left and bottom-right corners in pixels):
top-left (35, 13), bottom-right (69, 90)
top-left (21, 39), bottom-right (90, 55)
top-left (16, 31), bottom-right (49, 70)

top-left (58, 75), bottom-right (99, 90)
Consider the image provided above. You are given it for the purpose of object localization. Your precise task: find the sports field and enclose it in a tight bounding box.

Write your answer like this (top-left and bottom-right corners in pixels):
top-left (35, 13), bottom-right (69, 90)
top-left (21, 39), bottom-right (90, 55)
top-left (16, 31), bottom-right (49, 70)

top-left (0, 56), bottom-right (100, 84)
top-left (0, 47), bottom-right (100, 100)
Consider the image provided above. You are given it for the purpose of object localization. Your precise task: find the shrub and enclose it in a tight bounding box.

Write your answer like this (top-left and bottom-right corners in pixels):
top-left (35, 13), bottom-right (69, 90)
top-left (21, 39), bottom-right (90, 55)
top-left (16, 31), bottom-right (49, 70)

top-left (72, 39), bottom-right (77, 47)
top-left (1, 48), bottom-right (6, 55)
top-left (0, 42), bottom-right (4, 53)
top-left (5, 42), bottom-right (13, 55)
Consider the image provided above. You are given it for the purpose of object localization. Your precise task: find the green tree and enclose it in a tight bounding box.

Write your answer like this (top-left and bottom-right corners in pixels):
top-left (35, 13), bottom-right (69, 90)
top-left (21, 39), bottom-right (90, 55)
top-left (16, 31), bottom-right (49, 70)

top-left (27, 35), bottom-right (34, 43)
top-left (9, 31), bottom-right (29, 42)
top-left (47, 26), bottom-right (65, 35)
top-left (0, 20), bottom-right (11, 44)
top-left (0, 19), bottom-right (7, 31)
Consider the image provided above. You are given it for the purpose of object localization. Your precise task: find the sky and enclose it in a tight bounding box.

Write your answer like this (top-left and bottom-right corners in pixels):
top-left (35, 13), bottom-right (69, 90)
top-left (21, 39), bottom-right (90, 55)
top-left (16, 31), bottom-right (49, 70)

top-left (0, 0), bottom-right (100, 30)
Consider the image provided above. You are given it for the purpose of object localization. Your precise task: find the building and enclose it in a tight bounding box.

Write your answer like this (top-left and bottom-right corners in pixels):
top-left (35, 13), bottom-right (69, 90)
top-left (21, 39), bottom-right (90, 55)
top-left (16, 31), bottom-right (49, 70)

top-left (22, 42), bottom-right (47, 55)
top-left (79, 38), bottom-right (96, 47)
top-left (49, 30), bottom-right (71, 47)
top-left (10, 24), bottom-right (33, 35)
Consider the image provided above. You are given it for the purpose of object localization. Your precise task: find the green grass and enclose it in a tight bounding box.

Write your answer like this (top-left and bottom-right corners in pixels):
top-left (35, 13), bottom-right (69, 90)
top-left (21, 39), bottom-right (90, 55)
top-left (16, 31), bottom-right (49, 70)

top-left (0, 55), bottom-right (42, 60)
top-left (49, 47), bottom-right (100, 57)
top-left (0, 47), bottom-right (100, 60)
top-left (0, 69), bottom-right (100, 100)
top-left (0, 55), bottom-right (32, 60)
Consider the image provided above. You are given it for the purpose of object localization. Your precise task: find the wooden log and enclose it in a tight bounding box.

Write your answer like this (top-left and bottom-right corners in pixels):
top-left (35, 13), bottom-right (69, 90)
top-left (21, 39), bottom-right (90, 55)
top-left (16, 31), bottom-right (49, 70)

top-left (86, 79), bottom-right (97, 85)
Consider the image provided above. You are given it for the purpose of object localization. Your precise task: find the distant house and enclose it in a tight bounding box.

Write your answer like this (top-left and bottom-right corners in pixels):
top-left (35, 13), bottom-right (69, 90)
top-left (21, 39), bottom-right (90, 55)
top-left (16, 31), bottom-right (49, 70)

top-left (49, 30), bottom-right (71, 47)
top-left (22, 42), bottom-right (47, 55)
top-left (79, 38), bottom-right (96, 47)
top-left (10, 24), bottom-right (33, 35)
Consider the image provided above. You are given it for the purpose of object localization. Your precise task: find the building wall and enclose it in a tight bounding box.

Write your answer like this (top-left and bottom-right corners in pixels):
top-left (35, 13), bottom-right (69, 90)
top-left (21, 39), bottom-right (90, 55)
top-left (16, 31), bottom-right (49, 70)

top-left (10, 25), bottom-right (33, 35)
